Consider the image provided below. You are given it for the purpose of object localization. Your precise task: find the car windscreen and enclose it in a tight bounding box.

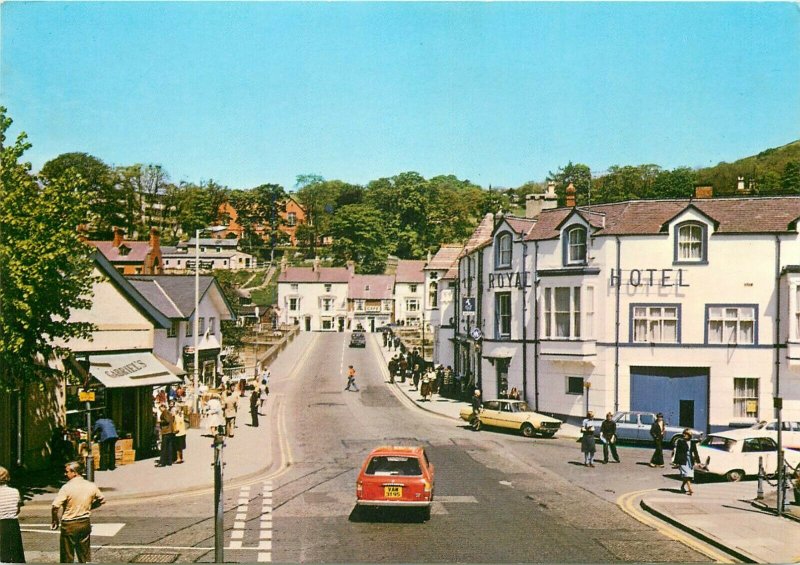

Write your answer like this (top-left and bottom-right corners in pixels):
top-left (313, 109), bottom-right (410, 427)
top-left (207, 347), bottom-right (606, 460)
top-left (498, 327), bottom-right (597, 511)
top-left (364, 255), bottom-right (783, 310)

top-left (516, 402), bottom-right (532, 412)
top-left (365, 456), bottom-right (422, 476)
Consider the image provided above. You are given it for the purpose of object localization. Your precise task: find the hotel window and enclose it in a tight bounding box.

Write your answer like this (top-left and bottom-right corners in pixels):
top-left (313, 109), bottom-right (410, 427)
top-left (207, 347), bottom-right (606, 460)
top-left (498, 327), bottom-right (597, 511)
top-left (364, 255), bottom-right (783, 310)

top-left (566, 376), bottom-right (584, 395)
top-left (322, 298), bottom-right (333, 312)
top-left (287, 212), bottom-right (297, 226)
top-left (289, 298), bottom-right (299, 311)
top-left (167, 320), bottom-right (178, 338)
top-left (707, 306), bottom-right (755, 345)
top-left (495, 292), bottom-right (512, 339)
top-left (495, 232), bottom-right (512, 268)
top-left (632, 305), bottom-right (679, 343)
top-left (406, 299), bottom-right (419, 312)
top-left (543, 287), bottom-right (581, 338)
top-left (565, 226), bottom-right (587, 265)
top-left (675, 222), bottom-right (707, 263)
top-left (733, 377), bottom-right (759, 418)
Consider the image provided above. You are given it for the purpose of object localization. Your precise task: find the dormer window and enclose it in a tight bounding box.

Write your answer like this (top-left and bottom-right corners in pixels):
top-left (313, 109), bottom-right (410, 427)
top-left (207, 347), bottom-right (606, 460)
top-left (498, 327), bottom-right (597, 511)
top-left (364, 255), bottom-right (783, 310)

top-left (675, 222), bottom-right (708, 264)
top-left (565, 226), bottom-right (587, 265)
top-left (118, 244), bottom-right (131, 257)
top-left (324, 283), bottom-right (332, 292)
top-left (495, 233), bottom-right (512, 268)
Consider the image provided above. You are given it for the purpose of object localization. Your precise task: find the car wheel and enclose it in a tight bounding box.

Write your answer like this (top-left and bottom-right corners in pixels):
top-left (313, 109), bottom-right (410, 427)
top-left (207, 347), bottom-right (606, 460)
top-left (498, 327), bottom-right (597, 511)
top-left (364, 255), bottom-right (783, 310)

top-left (725, 469), bottom-right (745, 482)
top-left (521, 423), bottom-right (535, 438)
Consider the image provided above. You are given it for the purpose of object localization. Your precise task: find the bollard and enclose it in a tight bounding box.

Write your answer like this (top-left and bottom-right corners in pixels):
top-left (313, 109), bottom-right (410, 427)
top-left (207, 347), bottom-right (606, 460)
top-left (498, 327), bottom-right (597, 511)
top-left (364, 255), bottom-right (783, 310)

top-left (757, 456), bottom-right (764, 500)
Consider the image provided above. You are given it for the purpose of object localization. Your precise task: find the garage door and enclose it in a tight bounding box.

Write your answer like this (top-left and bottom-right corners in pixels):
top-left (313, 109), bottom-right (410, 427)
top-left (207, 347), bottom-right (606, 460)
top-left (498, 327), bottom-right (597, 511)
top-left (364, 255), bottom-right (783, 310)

top-left (630, 366), bottom-right (709, 434)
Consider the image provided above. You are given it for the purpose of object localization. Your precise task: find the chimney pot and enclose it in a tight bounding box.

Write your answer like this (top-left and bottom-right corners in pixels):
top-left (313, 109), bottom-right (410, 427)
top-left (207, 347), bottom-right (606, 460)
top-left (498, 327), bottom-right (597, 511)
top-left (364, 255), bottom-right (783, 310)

top-left (694, 185), bottom-right (713, 199)
top-left (112, 227), bottom-right (125, 248)
top-left (565, 183), bottom-right (577, 208)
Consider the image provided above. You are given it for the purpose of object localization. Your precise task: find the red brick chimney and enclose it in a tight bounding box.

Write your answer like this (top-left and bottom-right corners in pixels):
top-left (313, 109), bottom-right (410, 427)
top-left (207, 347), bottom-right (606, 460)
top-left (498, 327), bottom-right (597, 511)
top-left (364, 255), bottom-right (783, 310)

top-left (694, 185), bottom-right (713, 199)
top-left (565, 183), bottom-right (577, 208)
top-left (149, 227), bottom-right (161, 250)
top-left (112, 227), bottom-right (125, 248)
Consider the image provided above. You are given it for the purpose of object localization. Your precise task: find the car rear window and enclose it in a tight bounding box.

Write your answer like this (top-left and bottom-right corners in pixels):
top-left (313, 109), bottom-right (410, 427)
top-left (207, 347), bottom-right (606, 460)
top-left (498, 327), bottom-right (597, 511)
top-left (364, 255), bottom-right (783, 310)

top-left (365, 455), bottom-right (422, 476)
top-left (701, 436), bottom-right (736, 452)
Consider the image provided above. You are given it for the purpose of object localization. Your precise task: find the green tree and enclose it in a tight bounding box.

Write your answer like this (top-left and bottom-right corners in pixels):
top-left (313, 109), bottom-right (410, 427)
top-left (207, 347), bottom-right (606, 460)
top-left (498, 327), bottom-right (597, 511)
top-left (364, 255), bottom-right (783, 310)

top-left (0, 108), bottom-right (96, 390)
top-left (40, 153), bottom-right (121, 239)
top-left (651, 167), bottom-right (696, 199)
top-left (547, 162), bottom-right (592, 205)
top-left (229, 184), bottom-right (287, 259)
top-left (781, 161), bottom-right (800, 194)
top-left (329, 204), bottom-right (389, 274)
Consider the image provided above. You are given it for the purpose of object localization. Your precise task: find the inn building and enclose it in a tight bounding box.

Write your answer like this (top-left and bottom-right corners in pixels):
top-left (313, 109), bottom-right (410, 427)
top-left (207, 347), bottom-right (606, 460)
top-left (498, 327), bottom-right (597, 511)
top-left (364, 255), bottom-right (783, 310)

top-left (446, 191), bottom-right (800, 432)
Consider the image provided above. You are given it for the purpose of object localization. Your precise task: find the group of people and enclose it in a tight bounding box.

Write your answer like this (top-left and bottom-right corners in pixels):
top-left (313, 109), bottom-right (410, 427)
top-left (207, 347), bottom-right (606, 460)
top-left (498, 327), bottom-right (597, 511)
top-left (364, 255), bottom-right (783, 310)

top-left (155, 401), bottom-right (187, 467)
top-left (1, 460), bottom-right (107, 563)
top-left (579, 411), bottom-right (701, 495)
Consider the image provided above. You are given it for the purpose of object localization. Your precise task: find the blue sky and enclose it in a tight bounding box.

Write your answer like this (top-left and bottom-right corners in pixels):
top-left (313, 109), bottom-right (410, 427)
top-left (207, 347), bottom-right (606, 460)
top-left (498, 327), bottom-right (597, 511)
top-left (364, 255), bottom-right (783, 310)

top-left (2, 2), bottom-right (798, 191)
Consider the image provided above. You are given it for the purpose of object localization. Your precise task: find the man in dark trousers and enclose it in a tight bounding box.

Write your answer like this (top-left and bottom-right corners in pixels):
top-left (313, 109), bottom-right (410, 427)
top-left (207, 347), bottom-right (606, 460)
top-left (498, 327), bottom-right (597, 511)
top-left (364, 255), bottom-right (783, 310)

top-left (156, 404), bottom-right (175, 467)
top-left (92, 414), bottom-right (119, 471)
top-left (600, 412), bottom-right (620, 463)
top-left (648, 412), bottom-right (666, 467)
top-left (51, 461), bottom-right (105, 563)
top-left (250, 388), bottom-right (260, 427)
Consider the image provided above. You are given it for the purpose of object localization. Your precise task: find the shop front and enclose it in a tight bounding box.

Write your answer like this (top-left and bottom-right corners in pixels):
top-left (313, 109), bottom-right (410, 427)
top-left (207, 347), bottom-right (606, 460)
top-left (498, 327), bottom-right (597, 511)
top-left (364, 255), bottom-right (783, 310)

top-left (70, 351), bottom-right (184, 458)
top-left (182, 333), bottom-right (222, 389)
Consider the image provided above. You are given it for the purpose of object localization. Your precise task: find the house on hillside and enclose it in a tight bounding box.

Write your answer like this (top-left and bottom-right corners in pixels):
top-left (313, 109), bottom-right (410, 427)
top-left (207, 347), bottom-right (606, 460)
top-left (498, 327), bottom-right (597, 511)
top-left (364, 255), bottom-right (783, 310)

top-left (214, 196), bottom-right (307, 246)
top-left (161, 237), bottom-right (256, 272)
top-left (87, 227), bottom-right (164, 275)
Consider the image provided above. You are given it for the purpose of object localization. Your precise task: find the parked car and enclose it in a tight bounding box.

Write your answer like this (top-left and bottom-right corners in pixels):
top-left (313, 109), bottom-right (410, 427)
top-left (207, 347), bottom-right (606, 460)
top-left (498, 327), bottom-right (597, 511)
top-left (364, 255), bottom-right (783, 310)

top-left (355, 446), bottom-right (435, 520)
top-left (459, 399), bottom-right (562, 438)
top-left (747, 420), bottom-right (800, 451)
top-left (587, 411), bottom-right (703, 447)
top-left (696, 429), bottom-right (800, 482)
top-left (349, 332), bottom-right (366, 348)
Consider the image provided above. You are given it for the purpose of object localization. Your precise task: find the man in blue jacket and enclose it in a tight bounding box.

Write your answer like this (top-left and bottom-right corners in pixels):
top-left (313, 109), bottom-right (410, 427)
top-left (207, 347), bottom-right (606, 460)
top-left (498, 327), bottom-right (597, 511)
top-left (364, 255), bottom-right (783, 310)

top-left (92, 415), bottom-right (119, 471)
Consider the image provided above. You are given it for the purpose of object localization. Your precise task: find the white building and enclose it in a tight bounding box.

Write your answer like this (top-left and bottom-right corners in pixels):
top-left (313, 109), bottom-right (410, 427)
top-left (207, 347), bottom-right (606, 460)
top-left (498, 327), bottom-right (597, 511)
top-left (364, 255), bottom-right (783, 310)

top-left (425, 244), bottom-right (467, 370)
top-left (394, 260), bottom-right (426, 327)
top-left (446, 192), bottom-right (800, 433)
top-left (277, 261), bottom-right (352, 331)
top-left (348, 274), bottom-right (395, 332)
top-left (161, 237), bottom-right (256, 272)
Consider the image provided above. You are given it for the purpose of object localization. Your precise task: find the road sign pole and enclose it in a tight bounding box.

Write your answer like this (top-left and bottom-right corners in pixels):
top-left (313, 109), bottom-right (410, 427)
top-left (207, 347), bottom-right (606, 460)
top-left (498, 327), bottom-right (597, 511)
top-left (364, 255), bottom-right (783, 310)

top-left (85, 398), bottom-right (94, 481)
top-left (214, 429), bottom-right (225, 563)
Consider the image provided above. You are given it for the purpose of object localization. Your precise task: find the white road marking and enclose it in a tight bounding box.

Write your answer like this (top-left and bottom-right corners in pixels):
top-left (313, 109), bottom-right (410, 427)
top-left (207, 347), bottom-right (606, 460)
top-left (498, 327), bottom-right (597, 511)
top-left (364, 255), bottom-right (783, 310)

top-left (22, 523), bottom-right (125, 537)
top-left (225, 480), bottom-right (273, 561)
top-left (258, 552), bottom-right (271, 562)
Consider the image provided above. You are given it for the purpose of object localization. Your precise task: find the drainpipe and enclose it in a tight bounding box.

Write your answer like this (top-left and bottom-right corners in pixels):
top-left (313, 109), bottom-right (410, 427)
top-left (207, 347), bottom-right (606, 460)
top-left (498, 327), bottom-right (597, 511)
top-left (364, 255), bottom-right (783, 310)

top-left (16, 393), bottom-right (23, 467)
top-left (477, 249), bottom-right (484, 391)
top-left (614, 237), bottom-right (622, 413)
top-left (533, 241), bottom-right (540, 411)
top-left (522, 242), bottom-right (528, 401)
top-left (775, 235), bottom-right (784, 515)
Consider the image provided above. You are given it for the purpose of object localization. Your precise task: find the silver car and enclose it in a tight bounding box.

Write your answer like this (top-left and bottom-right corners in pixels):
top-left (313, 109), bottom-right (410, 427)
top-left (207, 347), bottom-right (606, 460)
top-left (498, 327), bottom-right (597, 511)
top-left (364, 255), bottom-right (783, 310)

top-left (588, 411), bottom-right (703, 448)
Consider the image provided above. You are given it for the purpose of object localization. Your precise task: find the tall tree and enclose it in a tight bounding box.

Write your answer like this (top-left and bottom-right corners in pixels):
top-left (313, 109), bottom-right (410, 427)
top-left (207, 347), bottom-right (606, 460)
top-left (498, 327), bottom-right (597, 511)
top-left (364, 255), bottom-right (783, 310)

top-left (40, 153), bottom-right (121, 239)
top-left (229, 184), bottom-right (287, 259)
top-left (0, 108), bottom-right (95, 390)
top-left (329, 204), bottom-right (389, 274)
top-left (547, 162), bottom-right (592, 206)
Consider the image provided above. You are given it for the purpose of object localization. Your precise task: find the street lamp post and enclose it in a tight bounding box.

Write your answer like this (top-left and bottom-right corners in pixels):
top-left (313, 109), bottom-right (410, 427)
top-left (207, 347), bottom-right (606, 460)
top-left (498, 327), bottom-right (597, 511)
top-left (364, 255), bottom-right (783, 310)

top-left (193, 230), bottom-right (201, 416)
top-left (254, 306), bottom-right (260, 379)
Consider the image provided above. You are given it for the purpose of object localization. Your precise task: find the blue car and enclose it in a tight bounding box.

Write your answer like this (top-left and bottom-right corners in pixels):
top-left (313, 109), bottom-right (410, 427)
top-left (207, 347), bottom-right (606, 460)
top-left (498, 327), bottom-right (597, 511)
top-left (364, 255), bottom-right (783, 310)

top-left (588, 411), bottom-right (703, 448)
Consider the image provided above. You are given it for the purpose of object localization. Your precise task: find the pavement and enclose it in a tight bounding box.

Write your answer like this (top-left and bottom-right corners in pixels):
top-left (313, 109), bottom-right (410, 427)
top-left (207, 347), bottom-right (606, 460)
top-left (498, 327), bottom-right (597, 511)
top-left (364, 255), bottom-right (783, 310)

top-left (17, 332), bottom-right (800, 564)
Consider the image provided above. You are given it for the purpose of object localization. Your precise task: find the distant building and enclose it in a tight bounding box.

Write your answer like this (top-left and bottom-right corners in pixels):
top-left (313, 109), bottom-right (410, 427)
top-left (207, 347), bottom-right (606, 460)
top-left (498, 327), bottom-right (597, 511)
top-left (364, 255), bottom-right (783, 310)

top-left (277, 258), bottom-right (353, 331)
top-left (394, 260), bottom-right (426, 327)
top-left (348, 274), bottom-right (395, 332)
top-left (161, 237), bottom-right (256, 273)
top-left (214, 195), bottom-right (307, 246)
top-left (87, 227), bottom-right (164, 275)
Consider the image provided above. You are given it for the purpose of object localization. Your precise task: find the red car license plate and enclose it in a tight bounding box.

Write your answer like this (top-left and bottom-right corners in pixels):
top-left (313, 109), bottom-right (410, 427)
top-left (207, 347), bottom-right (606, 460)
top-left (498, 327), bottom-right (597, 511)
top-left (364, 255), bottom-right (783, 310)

top-left (384, 486), bottom-right (402, 498)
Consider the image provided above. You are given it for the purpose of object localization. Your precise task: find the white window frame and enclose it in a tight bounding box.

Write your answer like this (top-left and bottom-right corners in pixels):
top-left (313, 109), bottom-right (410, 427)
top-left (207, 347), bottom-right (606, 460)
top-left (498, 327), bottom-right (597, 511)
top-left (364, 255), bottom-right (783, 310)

top-left (406, 298), bottom-right (419, 312)
top-left (733, 377), bottom-right (759, 418)
top-left (321, 298), bottom-right (333, 312)
top-left (495, 292), bottom-right (512, 339)
top-left (542, 286), bottom-right (582, 339)
top-left (287, 212), bottom-right (297, 226)
top-left (566, 226), bottom-right (587, 264)
top-left (676, 223), bottom-right (705, 262)
top-left (496, 233), bottom-right (512, 268)
top-left (632, 305), bottom-right (679, 343)
top-left (707, 306), bottom-right (755, 345)
top-left (289, 297), bottom-right (300, 311)
top-left (355, 299), bottom-right (365, 312)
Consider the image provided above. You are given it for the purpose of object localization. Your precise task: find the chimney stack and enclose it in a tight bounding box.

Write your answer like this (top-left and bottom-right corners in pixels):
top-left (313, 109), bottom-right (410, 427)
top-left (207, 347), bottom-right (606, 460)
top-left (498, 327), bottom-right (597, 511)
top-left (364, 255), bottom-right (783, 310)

top-left (112, 227), bottom-right (125, 248)
top-left (565, 183), bottom-right (576, 208)
top-left (737, 176), bottom-right (745, 192)
top-left (346, 260), bottom-right (355, 275)
top-left (149, 227), bottom-right (161, 250)
top-left (546, 181), bottom-right (556, 199)
top-left (694, 185), bottom-right (713, 199)
top-left (312, 256), bottom-right (320, 272)
top-left (280, 255), bottom-right (288, 274)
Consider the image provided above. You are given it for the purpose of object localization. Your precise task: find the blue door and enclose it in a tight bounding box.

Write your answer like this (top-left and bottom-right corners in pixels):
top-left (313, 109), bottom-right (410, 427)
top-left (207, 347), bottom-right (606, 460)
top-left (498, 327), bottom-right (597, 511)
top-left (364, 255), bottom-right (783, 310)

top-left (630, 367), bottom-right (709, 434)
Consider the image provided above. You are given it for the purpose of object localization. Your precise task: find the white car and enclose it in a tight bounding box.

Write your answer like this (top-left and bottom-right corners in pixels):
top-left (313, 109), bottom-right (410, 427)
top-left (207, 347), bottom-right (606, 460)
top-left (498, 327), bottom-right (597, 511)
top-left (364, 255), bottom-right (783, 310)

top-left (748, 420), bottom-right (800, 451)
top-left (696, 429), bottom-right (800, 482)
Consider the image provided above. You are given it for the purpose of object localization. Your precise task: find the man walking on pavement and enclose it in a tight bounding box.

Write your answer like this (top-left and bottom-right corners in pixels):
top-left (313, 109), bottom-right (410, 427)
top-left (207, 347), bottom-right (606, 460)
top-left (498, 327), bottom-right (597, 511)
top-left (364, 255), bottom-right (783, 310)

top-left (224, 386), bottom-right (239, 437)
top-left (250, 387), bottom-right (260, 427)
top-left (345, 365), bottom-right (359, 391)
top-left (51, 461), bottom-right (105, 563)
top-left (92, 413), bottom-right (118, 471)
top-left (648, 412), bottom-right (666, 467)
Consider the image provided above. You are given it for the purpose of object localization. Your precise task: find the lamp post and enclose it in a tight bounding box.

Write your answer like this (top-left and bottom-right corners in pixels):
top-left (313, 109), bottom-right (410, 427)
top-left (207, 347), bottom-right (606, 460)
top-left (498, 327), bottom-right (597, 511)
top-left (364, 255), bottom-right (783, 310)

top-left (254, 306), bottom-right (260, 378)
top-left (193, 230), bottom-right (201, 415)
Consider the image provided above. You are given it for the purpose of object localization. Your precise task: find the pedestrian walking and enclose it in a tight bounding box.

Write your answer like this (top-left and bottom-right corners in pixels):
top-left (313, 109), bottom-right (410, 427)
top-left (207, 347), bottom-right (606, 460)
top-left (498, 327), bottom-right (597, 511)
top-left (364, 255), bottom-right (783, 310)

top-left (398, 357), bottom-right (408, 383)
top-left (92, 414), bottom-right (118, 471)
top-left (156, 404), bottom-right (175, 467)
top-left (600, 412), bottom-right (621, 463)
top-left (412, 363), bottom-right (421, 390)
top-left (51, 461), bottom-right (105, 563)
top-left (345, 365), bottom-right (359, 391)
top-left (250, 388), bottom-right (260, 427)
top-left (648, 412), bottom-right (666, 467)
top-left (205, 393), bottom-right (224, 436)
top-left (172, 405), bottom-right (187, 464)
top-left (581, 411), bottom-right (597, 467)
top-left (0, 466), bottom-right (25, 563)
top-left (223, 388), bottom-right (239, 437)
top-left (259, 368), bottom-right (270, 408)
top-left (674, 428), bottom-right (700, 495)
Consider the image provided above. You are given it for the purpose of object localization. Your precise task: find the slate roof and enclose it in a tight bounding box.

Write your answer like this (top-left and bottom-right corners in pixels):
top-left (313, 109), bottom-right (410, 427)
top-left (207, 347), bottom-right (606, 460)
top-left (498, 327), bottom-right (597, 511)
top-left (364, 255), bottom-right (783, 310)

top-left (503, 216), bottom-right (537, 238)
top-left (348, 275), bottom-right (395, 300)
top-left (88, 240), bottom-right (154, 263)
top-left (461, 213), bottom-right (496, 255)
top-left (425, 245), bottom-right (462, 271)
top-left (278, 267), bottom-right (352, 283)
top-left (523, 197), bottom-right (800, 241)
top-left (178, 238), bottom-right (239, 248)
top-left (127, 275), bottom-right (219, 319)
top-left (395, 260), bottom-right (426, 283)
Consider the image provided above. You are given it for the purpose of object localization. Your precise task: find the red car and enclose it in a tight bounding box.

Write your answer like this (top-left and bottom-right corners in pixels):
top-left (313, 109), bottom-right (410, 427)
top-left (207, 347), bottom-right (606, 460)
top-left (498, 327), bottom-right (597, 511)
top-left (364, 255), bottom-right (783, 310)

top-left (355, 446), bottom-right (435, 520)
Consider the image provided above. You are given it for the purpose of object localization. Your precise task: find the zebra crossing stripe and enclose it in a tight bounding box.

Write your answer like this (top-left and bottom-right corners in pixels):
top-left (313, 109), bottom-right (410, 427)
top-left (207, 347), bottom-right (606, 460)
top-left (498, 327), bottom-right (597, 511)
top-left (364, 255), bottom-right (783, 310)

top-left (257, 552), bottom-right (271, 562)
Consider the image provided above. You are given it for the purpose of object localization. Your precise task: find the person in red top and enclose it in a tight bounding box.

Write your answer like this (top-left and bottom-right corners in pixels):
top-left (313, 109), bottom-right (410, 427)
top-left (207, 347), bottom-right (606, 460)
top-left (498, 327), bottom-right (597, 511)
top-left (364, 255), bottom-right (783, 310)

top-left (345, 365), bottom-right (359, 392)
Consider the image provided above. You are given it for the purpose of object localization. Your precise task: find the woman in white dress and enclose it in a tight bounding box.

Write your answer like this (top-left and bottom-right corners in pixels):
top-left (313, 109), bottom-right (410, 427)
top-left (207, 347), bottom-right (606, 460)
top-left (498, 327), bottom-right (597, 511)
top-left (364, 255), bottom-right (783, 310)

top-left (204, 394), bottom-right (224, 436)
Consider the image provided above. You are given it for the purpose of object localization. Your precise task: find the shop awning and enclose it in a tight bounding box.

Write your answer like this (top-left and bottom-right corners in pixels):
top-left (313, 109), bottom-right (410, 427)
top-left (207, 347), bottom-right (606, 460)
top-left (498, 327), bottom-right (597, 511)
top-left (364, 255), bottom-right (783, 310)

top-left (483, 347), bottom-right (516, 359)
top-left (88, 352), bottom-right (184, 389)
